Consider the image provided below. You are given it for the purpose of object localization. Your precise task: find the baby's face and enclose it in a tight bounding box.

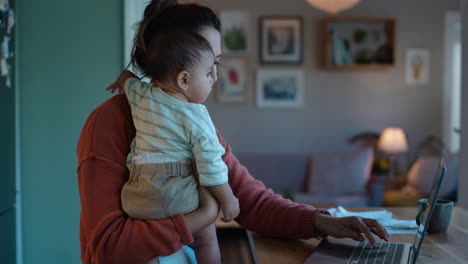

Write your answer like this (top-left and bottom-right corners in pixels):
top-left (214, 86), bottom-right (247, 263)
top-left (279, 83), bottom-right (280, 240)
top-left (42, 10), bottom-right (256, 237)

top-left (186, 52), bottom-right (217, 103)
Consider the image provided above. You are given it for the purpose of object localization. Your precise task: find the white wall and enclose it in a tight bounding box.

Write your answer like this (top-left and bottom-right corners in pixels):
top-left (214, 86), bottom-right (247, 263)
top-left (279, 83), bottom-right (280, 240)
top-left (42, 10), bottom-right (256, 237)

top-left (459, 0), bottom-right (468, 208)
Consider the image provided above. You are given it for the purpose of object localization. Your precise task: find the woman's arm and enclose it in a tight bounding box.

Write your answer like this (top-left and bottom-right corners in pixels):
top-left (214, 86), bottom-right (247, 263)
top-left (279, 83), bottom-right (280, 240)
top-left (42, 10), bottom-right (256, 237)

top-left (78, 154), bottom-right (217, 264)
top-left (216, 131), bottom-right (326, 239)
top-left (216, 131), bottom-right (390, 244)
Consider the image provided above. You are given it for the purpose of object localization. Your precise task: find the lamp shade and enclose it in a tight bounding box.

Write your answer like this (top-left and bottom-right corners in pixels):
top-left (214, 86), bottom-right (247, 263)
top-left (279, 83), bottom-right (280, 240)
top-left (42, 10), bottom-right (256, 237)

top-left (378, 127), bottom-right (409, 154)
top-left (306, 0), bottom-right (361, 14)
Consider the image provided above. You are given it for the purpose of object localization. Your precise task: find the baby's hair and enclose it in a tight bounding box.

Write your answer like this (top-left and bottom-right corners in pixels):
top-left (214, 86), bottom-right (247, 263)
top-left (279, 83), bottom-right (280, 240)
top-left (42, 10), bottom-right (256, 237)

top-left (130, 0), bottom-right (221, 77)
top-left (145, 29), bottom-right (214, 82)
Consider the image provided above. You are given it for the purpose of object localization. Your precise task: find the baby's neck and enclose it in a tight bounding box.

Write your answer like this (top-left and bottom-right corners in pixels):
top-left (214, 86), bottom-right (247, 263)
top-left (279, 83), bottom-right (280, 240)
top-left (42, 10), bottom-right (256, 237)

top-left (153, 81), bottom-right (189, 102)
top-left (161, 88), bottom-right (189, 102)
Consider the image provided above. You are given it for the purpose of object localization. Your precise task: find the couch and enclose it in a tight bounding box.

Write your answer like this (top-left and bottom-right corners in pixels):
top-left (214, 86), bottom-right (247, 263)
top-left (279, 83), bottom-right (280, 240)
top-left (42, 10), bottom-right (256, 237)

top-left (235, 135), bottom-right (460, 208)
top-left (235, 145), bottom-right (375, 208)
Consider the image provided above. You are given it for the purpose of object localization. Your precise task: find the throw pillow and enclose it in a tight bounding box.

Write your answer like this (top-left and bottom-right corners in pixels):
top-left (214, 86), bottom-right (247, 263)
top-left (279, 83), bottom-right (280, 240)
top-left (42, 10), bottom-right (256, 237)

top-left (305, 148), bottom-right (373, 195)
top-left (402, 155), bottom-right (458, 197)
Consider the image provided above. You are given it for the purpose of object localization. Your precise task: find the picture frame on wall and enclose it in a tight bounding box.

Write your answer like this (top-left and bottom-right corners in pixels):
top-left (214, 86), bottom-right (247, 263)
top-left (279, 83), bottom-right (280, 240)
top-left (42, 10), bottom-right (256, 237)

top-left (216, 57), bottom-right (248, 103)
top-left (321, 16), bottom-right (396, 70)
top-left (256, 69), bottom-right (304, 108)
top-left (405, 48), bottom-right (430, 85)
top-left (219, 10), bottom-right (250, 55)
top-left (259, 16), bottom-right (303, 64)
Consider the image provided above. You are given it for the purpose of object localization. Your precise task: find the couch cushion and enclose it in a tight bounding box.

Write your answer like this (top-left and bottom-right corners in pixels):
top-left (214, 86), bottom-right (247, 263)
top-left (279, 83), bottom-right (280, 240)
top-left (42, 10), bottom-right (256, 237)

top-left (402, 154), bottom-right (458, 197)
top-left (235, 153), bottom-right (309, 193)
top-left (305, 148), bottom-right (373, 195)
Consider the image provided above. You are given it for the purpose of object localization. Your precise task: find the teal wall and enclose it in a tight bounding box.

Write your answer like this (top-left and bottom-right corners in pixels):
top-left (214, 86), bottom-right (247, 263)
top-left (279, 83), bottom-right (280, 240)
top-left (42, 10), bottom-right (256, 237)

top-left (19, 0), bottom-right (122, 262)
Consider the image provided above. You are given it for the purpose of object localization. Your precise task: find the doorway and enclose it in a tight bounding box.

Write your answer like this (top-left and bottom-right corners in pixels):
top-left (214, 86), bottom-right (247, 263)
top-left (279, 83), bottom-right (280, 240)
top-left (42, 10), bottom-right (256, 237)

top-left (443, 11), bottom-right (462, 153)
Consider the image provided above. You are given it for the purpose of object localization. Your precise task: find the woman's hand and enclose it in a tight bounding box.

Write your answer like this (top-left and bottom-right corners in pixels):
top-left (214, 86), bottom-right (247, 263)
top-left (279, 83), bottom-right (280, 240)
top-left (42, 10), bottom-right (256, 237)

top-left (185, 186), bottom-right (219, 234)
top-left (314, 213), bottom-right (390, 247)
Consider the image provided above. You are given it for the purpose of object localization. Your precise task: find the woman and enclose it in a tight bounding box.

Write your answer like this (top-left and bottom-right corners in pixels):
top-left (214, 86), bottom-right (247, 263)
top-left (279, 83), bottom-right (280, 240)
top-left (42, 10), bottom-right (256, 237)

top-left (77, 1), bottom-right (389, 263)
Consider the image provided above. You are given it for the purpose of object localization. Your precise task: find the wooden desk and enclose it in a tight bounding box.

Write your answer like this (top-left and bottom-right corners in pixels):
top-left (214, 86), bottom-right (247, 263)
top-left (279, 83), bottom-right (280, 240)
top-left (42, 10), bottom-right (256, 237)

top-left (217, 207), bottom-right (468, 264)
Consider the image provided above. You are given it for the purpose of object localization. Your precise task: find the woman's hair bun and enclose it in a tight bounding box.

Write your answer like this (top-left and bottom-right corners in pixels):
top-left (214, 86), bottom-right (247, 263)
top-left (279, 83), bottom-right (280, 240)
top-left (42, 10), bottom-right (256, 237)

top-left (144, 0), bottom-right (177, 19)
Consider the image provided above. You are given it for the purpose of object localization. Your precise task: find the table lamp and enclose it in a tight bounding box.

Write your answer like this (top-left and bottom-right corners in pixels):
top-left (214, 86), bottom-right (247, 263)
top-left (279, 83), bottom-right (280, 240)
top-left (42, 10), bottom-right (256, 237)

top-left (378, 127), bottom-right (409, 177)
top-left (305, 0), bottom-right (361, 14)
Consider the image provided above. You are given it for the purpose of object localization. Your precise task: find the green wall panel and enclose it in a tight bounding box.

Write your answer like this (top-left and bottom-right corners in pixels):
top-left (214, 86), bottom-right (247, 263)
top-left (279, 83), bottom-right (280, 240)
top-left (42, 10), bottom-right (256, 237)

top-left (19, 0), bottom-right (122, 262)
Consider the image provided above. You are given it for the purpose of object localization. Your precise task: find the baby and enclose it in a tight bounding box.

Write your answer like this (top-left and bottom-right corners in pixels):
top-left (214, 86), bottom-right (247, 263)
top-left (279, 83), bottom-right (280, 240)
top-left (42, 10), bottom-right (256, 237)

top-left (110, 29), bottom-right (239, 263)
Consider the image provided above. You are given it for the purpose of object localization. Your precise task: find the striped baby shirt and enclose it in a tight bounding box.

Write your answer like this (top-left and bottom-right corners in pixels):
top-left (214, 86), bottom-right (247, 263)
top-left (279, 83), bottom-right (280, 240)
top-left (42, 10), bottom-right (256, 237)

top-left (124, 77), bottom-right (228, 186)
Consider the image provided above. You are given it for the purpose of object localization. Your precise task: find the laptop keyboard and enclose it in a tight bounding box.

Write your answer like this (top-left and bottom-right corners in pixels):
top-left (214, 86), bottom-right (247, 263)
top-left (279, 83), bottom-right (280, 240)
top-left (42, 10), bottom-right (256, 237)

top-left (347, 242), bottom-right (404, 264)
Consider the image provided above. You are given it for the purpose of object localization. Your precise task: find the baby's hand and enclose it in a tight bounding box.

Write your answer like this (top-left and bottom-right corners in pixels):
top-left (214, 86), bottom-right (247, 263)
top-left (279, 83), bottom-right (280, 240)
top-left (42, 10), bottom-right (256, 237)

top-left (105, 70), bottom-right (137, 94)
top-left (106, 81), bottom-right (123, 94)
top-left (220, 197), bottom-right (240, 222)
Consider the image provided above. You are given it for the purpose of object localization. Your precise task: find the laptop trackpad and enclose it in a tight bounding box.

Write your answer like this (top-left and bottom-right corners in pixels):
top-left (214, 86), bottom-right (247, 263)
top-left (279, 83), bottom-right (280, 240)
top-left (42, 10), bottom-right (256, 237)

top-left (304, 238), bottom-right (358, 264)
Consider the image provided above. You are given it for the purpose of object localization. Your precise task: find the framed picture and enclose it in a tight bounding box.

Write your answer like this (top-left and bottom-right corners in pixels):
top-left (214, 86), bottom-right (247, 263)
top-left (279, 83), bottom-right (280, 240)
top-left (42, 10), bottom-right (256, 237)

top-left (220, 10), bottom-right (250, 55)
top-left (405, 48), bottom-right (430, 85)
top-left (216, 57), bottom-right (248, 103)
top-left (256, 69), bottom-right (304, 108)
top-left (322, 16), bottom-right (396, 70)
top-left (259, 16), bottom-right (303, 64)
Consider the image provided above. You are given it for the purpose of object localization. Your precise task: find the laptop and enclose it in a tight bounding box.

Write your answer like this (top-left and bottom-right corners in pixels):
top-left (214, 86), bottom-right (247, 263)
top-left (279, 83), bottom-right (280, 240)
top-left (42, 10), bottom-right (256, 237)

top-left (305, 158), bottom-right (447, 264)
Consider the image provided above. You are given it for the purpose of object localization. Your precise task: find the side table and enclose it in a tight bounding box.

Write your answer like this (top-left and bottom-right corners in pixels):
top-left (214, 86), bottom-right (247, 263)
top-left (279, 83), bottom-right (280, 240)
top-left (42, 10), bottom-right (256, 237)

top-left (368, 176), bottom-right (386, 206)
top-left (368, 175), bottom-right (407, 206)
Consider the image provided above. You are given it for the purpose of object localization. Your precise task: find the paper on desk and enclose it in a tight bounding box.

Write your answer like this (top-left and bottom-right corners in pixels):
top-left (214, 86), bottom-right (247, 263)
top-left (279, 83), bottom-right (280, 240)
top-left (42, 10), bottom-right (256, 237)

top-left (382, 219), bottom-right (418, 234)
top-left (329, 206), bottom-right (393, 221)
top-left (329, 207), bottom-right (418, 234)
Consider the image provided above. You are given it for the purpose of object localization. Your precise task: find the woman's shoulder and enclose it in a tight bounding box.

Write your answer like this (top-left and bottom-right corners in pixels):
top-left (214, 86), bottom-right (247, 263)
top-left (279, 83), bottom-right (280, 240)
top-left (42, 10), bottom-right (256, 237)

top-left (86, 94), bottom-right (131, 124)
top-left (78, 93), bottom-right (135, 165)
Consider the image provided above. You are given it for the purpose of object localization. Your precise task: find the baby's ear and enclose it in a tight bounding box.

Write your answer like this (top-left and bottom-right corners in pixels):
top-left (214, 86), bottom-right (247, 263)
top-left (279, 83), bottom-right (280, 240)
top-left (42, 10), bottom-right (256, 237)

top-left (176, 71), bottom-right (190, 91)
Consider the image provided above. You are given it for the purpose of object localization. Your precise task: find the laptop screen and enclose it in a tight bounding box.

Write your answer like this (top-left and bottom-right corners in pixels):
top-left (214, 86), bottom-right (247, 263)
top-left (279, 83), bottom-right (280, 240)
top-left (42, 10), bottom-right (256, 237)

top-left (411, 158), bottom-right (446, 264)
